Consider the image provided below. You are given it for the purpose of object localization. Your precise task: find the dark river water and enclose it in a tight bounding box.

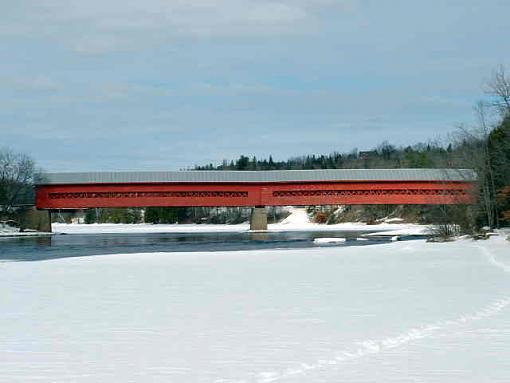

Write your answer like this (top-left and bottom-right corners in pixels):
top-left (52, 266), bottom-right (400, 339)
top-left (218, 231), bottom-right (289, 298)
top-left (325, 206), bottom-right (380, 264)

top-left (0, 230), bottom-right (419, 262)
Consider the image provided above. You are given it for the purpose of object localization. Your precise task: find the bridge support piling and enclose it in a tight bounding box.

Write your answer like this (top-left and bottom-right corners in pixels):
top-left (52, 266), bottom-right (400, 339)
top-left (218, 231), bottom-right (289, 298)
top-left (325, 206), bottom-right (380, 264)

top-left (250, 207), bottom-right (267, 231)
top-left (19, 207), bottom-right (52, 233)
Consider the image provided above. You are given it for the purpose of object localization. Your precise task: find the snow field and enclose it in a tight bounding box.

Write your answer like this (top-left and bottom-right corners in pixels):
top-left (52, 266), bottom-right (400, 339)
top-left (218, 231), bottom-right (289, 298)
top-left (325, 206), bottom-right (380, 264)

top-left (1, 236), bottom-right (509, 382)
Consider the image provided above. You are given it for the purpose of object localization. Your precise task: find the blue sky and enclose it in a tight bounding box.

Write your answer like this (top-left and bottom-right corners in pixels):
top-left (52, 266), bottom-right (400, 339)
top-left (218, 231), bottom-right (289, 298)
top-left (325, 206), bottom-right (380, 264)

top-left (1, 0), bottom-right (509, 171)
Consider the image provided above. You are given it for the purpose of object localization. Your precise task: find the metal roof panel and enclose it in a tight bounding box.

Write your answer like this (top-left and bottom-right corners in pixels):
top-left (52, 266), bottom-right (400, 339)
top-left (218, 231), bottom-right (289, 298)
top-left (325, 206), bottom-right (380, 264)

top-left (35, 169), bottom-right (477, 185)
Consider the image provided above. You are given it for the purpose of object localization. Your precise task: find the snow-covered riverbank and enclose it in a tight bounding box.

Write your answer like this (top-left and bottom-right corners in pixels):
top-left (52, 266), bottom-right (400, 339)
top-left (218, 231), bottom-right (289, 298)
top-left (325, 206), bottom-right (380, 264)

top-left (0, 227), bottom-right (53, 237)
top-left (1, 236), bottom-right (509, 382)
top-left (52, 208), bottom-right (431, 235)
top-left (52, 221), bottom-right (429, 235)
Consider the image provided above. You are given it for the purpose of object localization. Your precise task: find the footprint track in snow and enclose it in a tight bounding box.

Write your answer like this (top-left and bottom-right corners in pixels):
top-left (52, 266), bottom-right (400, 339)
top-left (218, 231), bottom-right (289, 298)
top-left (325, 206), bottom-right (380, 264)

top-left (221, 242), bottom-right (510, 383)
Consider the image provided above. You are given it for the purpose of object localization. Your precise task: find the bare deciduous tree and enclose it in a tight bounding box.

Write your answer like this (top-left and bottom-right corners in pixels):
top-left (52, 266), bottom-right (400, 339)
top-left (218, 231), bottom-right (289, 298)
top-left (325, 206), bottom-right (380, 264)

top-left (486, 65), bottom-right (510, 117)
top-left (474, 102), bottom-right (499, 227)
top-left (450, 111), bottom-right (498, 229)
top-left (0, 148), bottom-right (36, 213)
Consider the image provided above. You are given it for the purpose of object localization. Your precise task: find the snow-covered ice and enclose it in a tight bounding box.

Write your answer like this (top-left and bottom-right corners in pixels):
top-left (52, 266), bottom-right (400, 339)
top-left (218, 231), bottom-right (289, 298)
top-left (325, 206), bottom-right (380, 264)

top-left (0, 225), bottom-right (53, 237)
top-left (1, 235), bottom-right (509, 382)
top-left (52, 222), bottom-right (251, 234)
top-left (364, 225), bottom-right (433, 237)
top-left (313, 237), bottom-right (347, 245)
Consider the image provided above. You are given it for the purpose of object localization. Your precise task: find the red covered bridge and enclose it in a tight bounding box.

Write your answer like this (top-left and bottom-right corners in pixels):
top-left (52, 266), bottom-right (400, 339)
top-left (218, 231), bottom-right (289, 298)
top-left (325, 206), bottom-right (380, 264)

top-left (35, 169), bottom-right (477, 230)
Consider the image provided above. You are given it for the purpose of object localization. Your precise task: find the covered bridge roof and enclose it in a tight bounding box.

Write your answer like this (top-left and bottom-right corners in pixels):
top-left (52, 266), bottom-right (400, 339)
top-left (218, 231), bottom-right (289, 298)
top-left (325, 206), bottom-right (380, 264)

top-left (36, 169), bottom-right (477, 185)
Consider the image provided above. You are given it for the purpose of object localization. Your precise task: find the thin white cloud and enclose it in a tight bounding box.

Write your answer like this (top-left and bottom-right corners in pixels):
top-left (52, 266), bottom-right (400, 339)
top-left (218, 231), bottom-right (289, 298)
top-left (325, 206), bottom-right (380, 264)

top-left (1, 0), bottom-right (355, 53)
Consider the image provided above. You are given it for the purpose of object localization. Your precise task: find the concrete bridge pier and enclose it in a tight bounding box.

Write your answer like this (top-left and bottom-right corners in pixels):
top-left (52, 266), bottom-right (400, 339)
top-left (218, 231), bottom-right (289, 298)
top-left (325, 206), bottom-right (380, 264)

top-left (250, 206), bottom-right (267, 231)
top-left (19, 207), bottom-right (52, 232)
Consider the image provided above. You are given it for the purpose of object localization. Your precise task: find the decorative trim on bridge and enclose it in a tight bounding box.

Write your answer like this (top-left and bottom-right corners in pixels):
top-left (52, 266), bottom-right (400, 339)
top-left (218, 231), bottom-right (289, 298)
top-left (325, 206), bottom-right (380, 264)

top-left (48, 191), bottom-right (249, 200)
top-left (272, 189), bottom-right (468, 197)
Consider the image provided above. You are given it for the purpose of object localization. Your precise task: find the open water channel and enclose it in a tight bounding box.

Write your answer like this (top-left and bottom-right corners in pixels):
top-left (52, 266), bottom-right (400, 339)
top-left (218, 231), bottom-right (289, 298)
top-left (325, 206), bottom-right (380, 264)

top-left (0, 229), bottom-right (409, 261)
